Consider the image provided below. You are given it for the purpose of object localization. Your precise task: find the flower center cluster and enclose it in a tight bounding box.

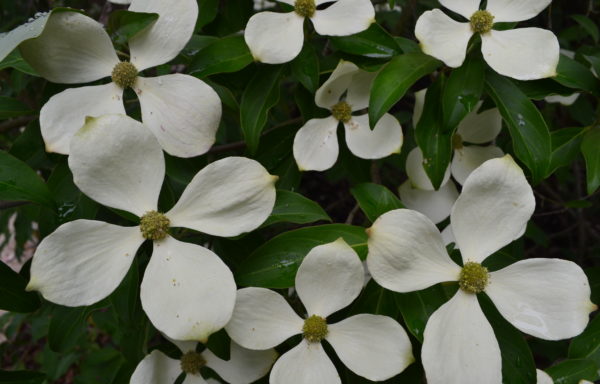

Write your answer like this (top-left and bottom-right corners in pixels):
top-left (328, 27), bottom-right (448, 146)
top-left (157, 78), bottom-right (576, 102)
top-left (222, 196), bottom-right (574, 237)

top-left (111, 61), bottom-right (138, 89)
top-left (180, 351), bottom-right (206, 375)
top-left (459, 262), bottom-right (490, 294)
top-left (452, 133), bottom-right (463, 150)
top-left (331, 101), bottom-right (352, 123)
top-left (470, 10), bottom-right (494, 34)
top-left (294, 0), bottom-right (316, 18)
top-left (139, 210), bottom-right (170, 240)
top-left (303, 315), bottom-right (328, 343)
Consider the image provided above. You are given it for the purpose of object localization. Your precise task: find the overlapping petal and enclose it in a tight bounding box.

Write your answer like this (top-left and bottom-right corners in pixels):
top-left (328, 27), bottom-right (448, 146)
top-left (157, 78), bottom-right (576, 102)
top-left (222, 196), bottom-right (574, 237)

top-left (27, 220), bottom-right (143, 306)
top-left (367, 209), bottom-right (461, 292)
top-left (270, 341), bottom-right (341, 384)
top-left (486, 0), bottom-right (552, 23)
top-left (345, 69), bottom-right (378, 110)
top-left (167, 157), bottom-right (276, 237)
top-left (405, 147), bottom-right (451, 191)
top-left (314, 61), bottom-right (358, 109)
top-left (439, 0), bottom-right (480, 19)
top-left (451, 145), bottom-right (504, 186)
top-left (140, 237), bottom-right (236, 342)
top-left (244, 11), bottom-right (305, 64)
top-left (293, 117), bottom-right (340, 171)
top-left (344, 113), bottom-right (403, 160)
top-left (311, 0), bottom-right (375, 36)
top-left (130, 350), bottom-right (182, 384)
top-left (399, 179), bottom-right (459, 225)
top-left (203, 342), bottom-right (277, 384)
top-left (68, 114), bottom-right (164, 217)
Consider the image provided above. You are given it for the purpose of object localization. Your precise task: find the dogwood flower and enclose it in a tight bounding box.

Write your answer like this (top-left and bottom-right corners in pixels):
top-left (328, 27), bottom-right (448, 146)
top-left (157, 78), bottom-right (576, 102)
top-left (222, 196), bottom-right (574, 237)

top-left (245, 0), bottom-right (375, 64)
top-left (293, 60), bottom-right (403, 171)
top-left (367, 155), bottom-right (596, 384)
top-left (19, 0), bottom-right (221, 158)
top-left (27, 114), bottom-right (277, 342)
top-left (226, 239), bottom-right (414, 384)
top-left (415, 0), bottom-right (560, 80)
top-left (130, 340), bottom-right (277, 384)
top-left (537, 369), bottom-right (553, 384)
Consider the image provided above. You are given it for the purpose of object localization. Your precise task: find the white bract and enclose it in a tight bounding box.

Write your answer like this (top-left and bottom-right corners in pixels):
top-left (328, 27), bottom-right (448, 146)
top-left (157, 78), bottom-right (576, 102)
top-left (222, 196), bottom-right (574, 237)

top-left (367, 155), bottom-right (596, 384)
top-left (225, 238), bottom-right (414, 384)
top-left (293, 60), bottom-right (403, 171)
top-left (20, 0), bottom-right (221, 158)
top-left (27, 114), bottom-right (277, 343)
top-left (244, 0), bottom-right (375, 64)
top-left (130, 340), bottom-right (277, 384)
top-left (536, 369), bottom-right (553, 384)
top-left (415, 0), bottom-right (559, 80)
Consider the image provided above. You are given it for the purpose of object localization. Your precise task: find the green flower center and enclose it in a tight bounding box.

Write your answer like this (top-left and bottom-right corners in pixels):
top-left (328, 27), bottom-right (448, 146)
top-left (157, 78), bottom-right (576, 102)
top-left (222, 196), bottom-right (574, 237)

top-left (295, 0), bottom-right (316, 18)
top-left (470, 10), bottom-right (494, 34)
top-left (459, 262), bottom-right (490, 294)
top-left (303, 315), bottom-right (328, 343)
top-left (180, 351), bottom-right (206, 375)
top-left (111, 61), bottom-right (138, 89)
top-left (452, 133), bottom-right (463, 150)
top-left (139, 211), bottom-right (170, 241)
top-left (331, 101), bottom-right (352, 123)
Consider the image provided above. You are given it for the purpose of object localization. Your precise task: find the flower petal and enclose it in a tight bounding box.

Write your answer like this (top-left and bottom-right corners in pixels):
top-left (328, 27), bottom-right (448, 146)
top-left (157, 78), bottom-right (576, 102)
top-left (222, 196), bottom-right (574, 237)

top-left (415, 9), bottom-right (473, 68)
top-left (225, 287), bottom-right (303, 350)
top-left (140, 237), bottom-right (236, 342)
top-left (130, 350), bottom-right (182, 384)
top-left (135, 74), bottom-right (221, 158)
top-left (203, 342), bottom-right (277, 384)
top-left (20, 12), bottom-right (118, 83)
top-left (439, 0), bottom-right (480, 19)
top-left (327, 314), bottom-right (413, 381)
top-left (315, 61), bottom-right (359, 109)
top-left (68, 114), bottom-right (164, 217)
top-left (450, 155), bottom-right (535, 264)
top-left (481, 28), bottom-right (559, 80)
top-left (412, 89), bottom-right (427, 127)
top-left (293, 116), bottom-right (340, 172)
top-left (27, 220), bottom-right (143, 306)
top-left (405, 147), bottom-right (451, 191)
top-left (422, 291), bottom-right (502, 384)
top-left (311, 0), bottom-right (375, 37)
top-left (167, 157), bottom-right (276, 237)
top-left (451, 145), bottom-right (504, 186)
top-left (487, 258), bottom-right (596, 340)
top-left (40, 83), bottom-right (125, 155)
top-left (244, 11), bottom-right (305, 64)
top-left (366, 209), bottom-right (461, 292)
top-left (441, 225), bottom-right (456, 247)
top-left (536, 369), bottom-right (554, 384)
top-left (183, 375), bottom-right (207, 384)
top-left (296, 239), bottom-right (364, 318)
top-left (545, 93), bottom-right (580, 106)
top-left (128, 0), bottom-right (198, 71)
top-left (344, 113), bottom-right (403, 160)
top-left (399, 179), bottom-right (459, 225)
top-left (270, 341), bottom-right (341, 384)
top-left (457, 107), bottom-right (502, 144)
top-left (345, 69), bottom-right (378, 111)
top-left (486, 0), bottom-right (552, 23)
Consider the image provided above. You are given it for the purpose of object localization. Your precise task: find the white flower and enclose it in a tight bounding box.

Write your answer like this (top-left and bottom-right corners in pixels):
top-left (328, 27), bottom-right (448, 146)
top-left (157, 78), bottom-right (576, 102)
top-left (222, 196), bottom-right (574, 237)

top-left (415, 0), bottom-right (560, 80)
top-left (537, 369), bottom-right (553, 384)
top-left (26, 114), bottom-right (277, 342)
top-left (244, 0), bottom-right (375, 64)
top-left (293, 60), bottom-right (404, 171)
top-left (367, 155), bottom-right (596, 384)
top-left (225, 238), bottom-right (414, 384)
top-left (130, 340), bottom-right (277, 384)
top-left (19, 0), bottom-right (221, 158)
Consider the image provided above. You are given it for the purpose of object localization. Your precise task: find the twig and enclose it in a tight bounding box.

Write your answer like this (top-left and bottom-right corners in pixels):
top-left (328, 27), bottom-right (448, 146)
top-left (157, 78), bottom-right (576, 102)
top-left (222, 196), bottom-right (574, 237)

top-left (345, 204), bottom-right (360, 225)
top-left (0, 116), bottom-right (36, 133)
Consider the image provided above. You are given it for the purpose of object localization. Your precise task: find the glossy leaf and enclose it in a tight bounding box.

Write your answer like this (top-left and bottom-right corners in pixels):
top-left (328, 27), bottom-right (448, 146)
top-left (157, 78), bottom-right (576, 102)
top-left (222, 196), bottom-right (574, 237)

top-left (0, 151), bottom-right (54, 208)
top-left (547, 359), bottom-right (599, 384)
top-left (549, 127), bottom-right (585, 174)
top-left (107, 10), bottom-right (158, 46)
top-left (554, 54), bottom-right (599, 94)
top-left (189, 35), bottom-right (253, 77)
top-left (442, 57), bottom-right (485, 129)
top-left (571, 14), bottom-right (599, 43)
top-left (291, 43), bottom-right (320, 93)
top-left (350, 182), bottom-right (403, 222)
top-left (330, 23), bottom-right (401, 59)
top-left (197, 0), bottom-right (219, 30)
top-left (262, 190), bottom-right (331, 227)
top-left (568, 314), bottom-right (600, 366)
top-left (0, 96), bottom-right (35, 119)
top-left (582, 127), bottom-right (600, 195)
top-left (0, 261), bottom-right (40, 313)
top-left (0, 50), bottom-right (38, 76)
top-left (48, 306), bottom-right (90, 353)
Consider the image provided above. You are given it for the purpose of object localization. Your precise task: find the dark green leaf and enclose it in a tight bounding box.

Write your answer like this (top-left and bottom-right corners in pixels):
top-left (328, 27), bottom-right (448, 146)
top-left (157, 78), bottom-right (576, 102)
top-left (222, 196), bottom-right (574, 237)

top-left (582, 127), bottom-right (600, 195)
top-left (442, 57), bottom-right (485, 129)
top-left (0, 96), bottom-right (34, 119)
top-left (0, 151), bottom-right (54, 208)
top-left (571, 14), bottom-right (599, 43)
top-left (485, 71), bottom-right (552, 184)
top-left (0, 50), bottom-right (38, 76)
top-left (0, 370), bottom-right (46, 384)
top-left (569, 314), bottom-right (600, 365)
top-left (262, 190), bottom-right (331, 227)
top-left (236, 224), bottom-right (368, 288)
top-left (549, 127), bottom-right (585, 174)
top-left (240, 65), bottom-right (285, 155)
top-left (547, 359), bottom-right (599, 384)
top-left (107, 11), bottom-right (158, 46)
top-left (516, 79), bottom-right (575, 100)
top-left (330, 23), bottom-right (401, 59)
top-left (48, 306), bottom-right (90, 352)
top-left (196, 0), bottom-right (219, 30)
top-left (554, 54), bottom-right (599, 94)
top-left (583, 53), bottom-right (600, 77)
top-left (349, 279), bottom-right (399, 318)
top-left (291, 43), bottom-right (320, 93)
top-left (0, 261), bottom-right (40, 313)
top-left (369, 52), bottom-right (441, 127)
top-left (189, 35), bottom-right (253, 77)
top-left (350, 183), bottom-right (403, 222)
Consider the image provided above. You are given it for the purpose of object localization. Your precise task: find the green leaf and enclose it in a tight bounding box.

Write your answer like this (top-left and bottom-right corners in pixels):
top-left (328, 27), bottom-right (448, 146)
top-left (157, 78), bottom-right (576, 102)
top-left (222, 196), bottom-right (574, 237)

top-left (330, 23), bottom-right (401, 59)
top-left (369, 52), bottom-right (441, 128)
top-left (291, 43), bottom-right (320, 93)
top-left (0, 261), bottom-right (40, 313)
top-left (0, 96), bottom-right (34, 119)
top-left (569, 314), bottom-right (600, 365)
top-left (196, 0), bottom-right (219, 30)
top-left (107, 10), bottom-right (158, 46)
top-left (549, 127), bottom-right (585, 174)
top-left (516, 79), bottom-right (575, 100)
top-left (240, 65), bottom-right (285, 155)
top-left (48, 306), bottom-right (91, 353)
top-left (0, 50), bottom-right (38, 76)
top-left (0, 151), bottom-right (54, 208)
top-left (571, 14), bottom-right (599, 43)
top-left (547, 359), bottom-right (599, 384)
top-left (583, 53), bottom-right (600, 77)
top-left (0, 370), bottom-right (46, 384)
top-left (442, 57), bottom-right (485, 129)
top-left (189, 35), bottom-right (253, 77)
top-left (262, 190), bottom-right (331, 227)
top-left (236, 224), bottom-right (368, 288)
top-left (350, 183), bottom-right (403, 222)
top-left (554, 54), bottom-right (599, 94)
top-left (485, 71), bottom-right (552, 184)
top-left (349, 279), bottom-right (399, 318)
top-left (581, 127), bottom-right (600, 195)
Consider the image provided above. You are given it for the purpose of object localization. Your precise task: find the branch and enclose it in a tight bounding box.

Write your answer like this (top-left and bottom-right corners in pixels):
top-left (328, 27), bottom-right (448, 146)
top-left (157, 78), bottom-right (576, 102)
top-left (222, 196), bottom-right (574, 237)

top-left (0, 116), bottom-right (36, 133)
